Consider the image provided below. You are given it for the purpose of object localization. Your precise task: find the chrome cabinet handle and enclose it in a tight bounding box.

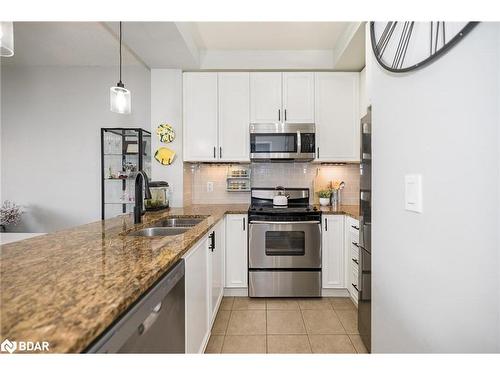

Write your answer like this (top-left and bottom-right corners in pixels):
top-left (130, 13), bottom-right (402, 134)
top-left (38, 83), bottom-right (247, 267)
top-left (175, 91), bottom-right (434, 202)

top-left (352, 283), bottom-right (359, 292)
top-left (278, 109), bottom-right (281, 121)
top-left (284, 109), bottom-right (287, 121)
top-left (251, 220), bottom-right (321, 225)
top-left (351, 225), bottom-right (359, 230)
top-left (243, 217), bottom-right (246, 231)
top-left (324, 218), bottom-right (328, 231)
top-left (317, 147), bottom-right (320, 158)
top-left (219, 147), bottom-right (222, 158)
top-left (352, 258), bottom-right (359, 265)
top-left (213, 146), bottom-right (216, 158)
top-left (352, 241), bottom-right (359, 248)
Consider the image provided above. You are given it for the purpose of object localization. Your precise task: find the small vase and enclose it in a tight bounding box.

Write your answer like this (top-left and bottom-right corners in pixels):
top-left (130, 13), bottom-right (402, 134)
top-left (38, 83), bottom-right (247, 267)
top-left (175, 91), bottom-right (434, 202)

top-left (319, 197), bottom-right (330, 206)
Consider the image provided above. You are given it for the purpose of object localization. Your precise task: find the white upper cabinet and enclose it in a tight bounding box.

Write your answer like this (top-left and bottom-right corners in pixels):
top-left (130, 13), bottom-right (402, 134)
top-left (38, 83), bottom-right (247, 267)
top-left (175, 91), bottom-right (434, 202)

top-left (183, 73), bottom-right (218, 161)
top-left (218, 73), bottom-right (250, 161)
top-left (315, 72), bottom-right (360, 162)
top-left (283, 72), bottom-right (315, 123)
top-left (250, 72), bottom-right (282, 123)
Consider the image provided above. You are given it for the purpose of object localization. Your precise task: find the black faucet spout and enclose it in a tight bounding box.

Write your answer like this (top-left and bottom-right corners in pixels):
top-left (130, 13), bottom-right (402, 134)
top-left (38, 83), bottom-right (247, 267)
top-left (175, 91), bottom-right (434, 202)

top-left (134, 171), bottom-right (151, 224)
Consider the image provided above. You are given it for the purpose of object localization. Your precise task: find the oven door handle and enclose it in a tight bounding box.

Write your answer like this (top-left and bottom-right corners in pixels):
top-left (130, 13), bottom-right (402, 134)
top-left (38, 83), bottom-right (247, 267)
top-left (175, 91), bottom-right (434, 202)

top-left (249, 221), bottom-right (321, 225)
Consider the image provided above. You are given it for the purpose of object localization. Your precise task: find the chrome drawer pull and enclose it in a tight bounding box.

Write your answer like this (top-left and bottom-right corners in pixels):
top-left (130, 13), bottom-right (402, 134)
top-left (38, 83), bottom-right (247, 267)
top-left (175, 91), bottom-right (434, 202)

top-left (352, 258), bottom-right (359, 265)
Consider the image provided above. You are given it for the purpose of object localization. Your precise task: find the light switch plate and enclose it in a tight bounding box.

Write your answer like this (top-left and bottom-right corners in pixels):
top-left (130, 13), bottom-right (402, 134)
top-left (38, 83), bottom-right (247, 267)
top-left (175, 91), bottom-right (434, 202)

top-left (207, 181), bottom-right (214, 192)
top-left (405, 174), bottom-right (423, 213)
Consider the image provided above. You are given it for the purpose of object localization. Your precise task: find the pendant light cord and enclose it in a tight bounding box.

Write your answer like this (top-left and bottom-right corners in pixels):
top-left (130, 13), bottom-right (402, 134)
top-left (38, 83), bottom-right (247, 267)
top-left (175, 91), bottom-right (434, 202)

top-left (119, 21), bottom-right (122, 84)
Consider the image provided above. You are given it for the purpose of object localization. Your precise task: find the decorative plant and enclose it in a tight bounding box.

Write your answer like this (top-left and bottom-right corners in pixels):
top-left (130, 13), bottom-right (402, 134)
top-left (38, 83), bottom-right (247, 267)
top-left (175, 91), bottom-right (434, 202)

top-left (0, 200), bottom-right (23, 230)
top-left (317, 190), bottom-right (332, 198)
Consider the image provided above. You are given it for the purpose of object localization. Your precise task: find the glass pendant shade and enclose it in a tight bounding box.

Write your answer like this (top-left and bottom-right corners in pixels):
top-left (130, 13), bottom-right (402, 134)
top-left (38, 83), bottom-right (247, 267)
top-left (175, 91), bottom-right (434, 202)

top-left (0, 22), bottom-right (14, 57)
top-left (110, 84), bottom-right (131, 114)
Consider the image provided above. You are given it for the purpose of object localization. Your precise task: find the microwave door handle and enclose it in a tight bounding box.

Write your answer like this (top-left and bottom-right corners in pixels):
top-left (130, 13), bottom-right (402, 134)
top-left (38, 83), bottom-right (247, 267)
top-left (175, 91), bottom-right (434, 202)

top-left (297, 131), bottom-right (301, 155)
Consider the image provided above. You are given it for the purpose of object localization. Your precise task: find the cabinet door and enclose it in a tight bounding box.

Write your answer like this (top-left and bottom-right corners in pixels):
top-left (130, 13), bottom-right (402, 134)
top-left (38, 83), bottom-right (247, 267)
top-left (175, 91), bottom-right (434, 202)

top-left (225, 214), bottom-right (248, 288)
top-left (183, 72), bottom-right (218, 161)
top-left (315, 73), bottom-right (359, 162)
top-left (250, 72), bottom-right (282, 123)
top-left (209, 219), bottom-right (225, 324)
top-left (345, 217), bottom-right (360, 302)
top-left (283, 72), bottom-right (315, 123)
top-left (218, 73), bottom-right (250, 161)
top-left (322, 215), bottom-right (345, 288)
top-left (184, 237), bottom-right (210, 353)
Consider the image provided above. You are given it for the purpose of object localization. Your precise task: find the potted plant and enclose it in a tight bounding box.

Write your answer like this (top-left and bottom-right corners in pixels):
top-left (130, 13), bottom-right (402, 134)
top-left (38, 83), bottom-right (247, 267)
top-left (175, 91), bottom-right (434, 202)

top-left (0, 200), bottom-right (23, 232)
top-left (317, 190), bottom-right (332, 206)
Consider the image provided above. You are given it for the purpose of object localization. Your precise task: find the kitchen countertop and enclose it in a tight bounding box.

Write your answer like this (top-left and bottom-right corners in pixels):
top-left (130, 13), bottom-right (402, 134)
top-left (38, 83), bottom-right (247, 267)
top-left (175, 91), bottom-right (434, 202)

top-left (0, 202), bottom-right (358, 353)
top-left (0, 204), bottom-right (248, 353)
top-left (316, 204), bottom-right (360, 220)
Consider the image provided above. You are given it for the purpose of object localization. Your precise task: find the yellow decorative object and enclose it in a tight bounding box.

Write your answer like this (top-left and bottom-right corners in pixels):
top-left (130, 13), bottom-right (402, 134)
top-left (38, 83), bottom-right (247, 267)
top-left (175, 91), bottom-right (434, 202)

top-left (156, 123), bottom-right (175, 143)
top-left (154, 147), bottom-right (176, 165)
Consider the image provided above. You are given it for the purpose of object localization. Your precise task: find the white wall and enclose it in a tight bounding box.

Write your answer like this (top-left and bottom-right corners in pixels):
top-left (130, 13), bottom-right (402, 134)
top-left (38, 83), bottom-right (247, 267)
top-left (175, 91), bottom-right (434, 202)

top-left (1, 65), bottom-right (151, 232)
top-left (370, 23), bottom-right (500, 352)
top-left (150, 69), bottom-right (183, 207)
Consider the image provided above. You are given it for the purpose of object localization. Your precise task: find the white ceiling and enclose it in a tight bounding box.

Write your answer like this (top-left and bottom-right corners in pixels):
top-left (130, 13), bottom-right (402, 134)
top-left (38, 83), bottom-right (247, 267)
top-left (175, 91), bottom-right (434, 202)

top-left (1, 22), bottom-right (144, 67)
top-left (184, 22), bottom-right (352, 50)
top-left (1, 22), bottom-right (366, 71)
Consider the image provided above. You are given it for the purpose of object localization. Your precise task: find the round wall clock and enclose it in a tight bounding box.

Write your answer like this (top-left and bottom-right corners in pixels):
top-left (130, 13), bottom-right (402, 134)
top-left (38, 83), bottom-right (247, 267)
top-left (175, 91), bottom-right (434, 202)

top-left (370, 22), bottom-right (479, 73)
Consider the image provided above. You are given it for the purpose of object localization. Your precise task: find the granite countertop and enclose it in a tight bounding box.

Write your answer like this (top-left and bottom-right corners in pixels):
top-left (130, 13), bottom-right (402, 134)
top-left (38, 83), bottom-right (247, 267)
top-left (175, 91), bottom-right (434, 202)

top-left (0, 204), bottom-right (248, 353)
top-left (0, 202), bottom-right (358, 353)
top-left (316, 204), bottom-right (360, 220)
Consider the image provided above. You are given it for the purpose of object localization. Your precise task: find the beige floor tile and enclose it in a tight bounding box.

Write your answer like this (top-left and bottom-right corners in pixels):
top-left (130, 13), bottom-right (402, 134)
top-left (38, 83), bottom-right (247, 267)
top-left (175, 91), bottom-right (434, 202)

top-left (309, 335), bottom-right (356, 353)
top-left (302, 309), bottom-right (346, 334)
top-left (336, 310), bottom-right (359, 334)
top-left (349, 335), bottom-right (368, 354)
top-left (298, 298), bottom-right (333, 310)
top-left (329, 297), bottom-right (356, 311)
top-left (233, 297), bottom-right (266, 310)
top-left (267, 335), bottom-right (311, 353)
top-left (267, 310), bottom-right (306, 334)
top-left (219, 297), bottom-right (234, 311)
top-left (211, 310), bottom-right (231, 335)
top-left (266, 298), bottom-right (300, 310)
top-left (205, 335), bottom-right (224, 354)
top-left (221, 335), bottom-right (266, 353)
top-left (226, 310), bottom-right (266, 335)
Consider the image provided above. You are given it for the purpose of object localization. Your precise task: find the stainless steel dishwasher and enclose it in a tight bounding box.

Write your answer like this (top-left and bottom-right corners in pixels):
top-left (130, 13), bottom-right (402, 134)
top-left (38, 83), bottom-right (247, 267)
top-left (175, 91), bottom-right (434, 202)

top-left (87, 259), bottom-right (185, 353)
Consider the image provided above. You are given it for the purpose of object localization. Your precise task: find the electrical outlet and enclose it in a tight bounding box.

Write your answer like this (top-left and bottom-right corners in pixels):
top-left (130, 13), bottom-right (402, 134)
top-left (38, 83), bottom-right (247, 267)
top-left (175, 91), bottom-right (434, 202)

top-left (207, 181), bottom-right (214, 192)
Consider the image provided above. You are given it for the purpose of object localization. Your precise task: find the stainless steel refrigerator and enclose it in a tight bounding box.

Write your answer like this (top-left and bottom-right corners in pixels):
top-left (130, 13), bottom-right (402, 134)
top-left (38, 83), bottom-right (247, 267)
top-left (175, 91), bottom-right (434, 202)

top-left (358, 106), bottom-right (372, 352)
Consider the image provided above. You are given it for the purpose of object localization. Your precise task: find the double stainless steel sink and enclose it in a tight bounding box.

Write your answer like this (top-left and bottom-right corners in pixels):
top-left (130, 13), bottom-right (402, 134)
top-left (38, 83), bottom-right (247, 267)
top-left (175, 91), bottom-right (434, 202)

top-left (127, 216), bottom-right (207, 238)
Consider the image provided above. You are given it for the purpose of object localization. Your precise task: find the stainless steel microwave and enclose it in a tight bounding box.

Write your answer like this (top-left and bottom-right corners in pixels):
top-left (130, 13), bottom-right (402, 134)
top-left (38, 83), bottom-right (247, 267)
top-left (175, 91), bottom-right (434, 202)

top-left (249, 123), bottom-right (316, 161)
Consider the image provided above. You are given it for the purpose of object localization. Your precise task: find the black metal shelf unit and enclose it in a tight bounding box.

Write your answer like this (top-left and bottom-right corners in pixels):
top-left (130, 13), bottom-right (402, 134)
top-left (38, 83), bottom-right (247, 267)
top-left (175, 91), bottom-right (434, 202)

top-left (101, 128), bottom-right (151, 220)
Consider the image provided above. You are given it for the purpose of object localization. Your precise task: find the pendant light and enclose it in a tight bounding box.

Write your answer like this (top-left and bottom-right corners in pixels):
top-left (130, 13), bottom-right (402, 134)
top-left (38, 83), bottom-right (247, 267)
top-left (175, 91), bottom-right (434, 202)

top-left (110, 22), bottom-right (131, 114)
top-left (0, 22), bottom-right (14, 57)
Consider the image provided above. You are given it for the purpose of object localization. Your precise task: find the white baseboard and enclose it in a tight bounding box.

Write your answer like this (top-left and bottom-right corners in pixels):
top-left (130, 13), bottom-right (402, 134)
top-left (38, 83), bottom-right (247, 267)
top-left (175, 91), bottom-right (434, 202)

top-left (223, 288), bottom-right (248, 297)
top-left (321, 288), bottom-right (350, 297)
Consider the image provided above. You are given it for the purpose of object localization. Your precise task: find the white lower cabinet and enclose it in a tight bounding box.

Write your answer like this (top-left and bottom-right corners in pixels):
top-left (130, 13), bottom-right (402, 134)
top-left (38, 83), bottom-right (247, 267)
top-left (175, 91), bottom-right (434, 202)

top-left (208, 219), bottom-right (225, 324)
top-left (322, 215), bottom-right (345, 289)
top-left (225, 214), bottom-right (248, 288)
top-left (345, 217), bottom-right (360, 303)
top-left (183, 235), bottom-right (210, 353)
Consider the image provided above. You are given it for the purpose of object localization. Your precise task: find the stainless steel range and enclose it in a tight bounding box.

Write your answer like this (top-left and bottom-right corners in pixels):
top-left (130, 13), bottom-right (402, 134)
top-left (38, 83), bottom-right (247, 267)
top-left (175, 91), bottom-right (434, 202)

top-left (248, 187), bottom-right (322, 297)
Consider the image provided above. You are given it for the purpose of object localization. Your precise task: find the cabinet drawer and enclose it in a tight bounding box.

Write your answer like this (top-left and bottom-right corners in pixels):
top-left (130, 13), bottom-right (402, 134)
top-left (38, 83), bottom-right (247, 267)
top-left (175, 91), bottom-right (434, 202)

top-left (350, 266), bottom-right (359, 301)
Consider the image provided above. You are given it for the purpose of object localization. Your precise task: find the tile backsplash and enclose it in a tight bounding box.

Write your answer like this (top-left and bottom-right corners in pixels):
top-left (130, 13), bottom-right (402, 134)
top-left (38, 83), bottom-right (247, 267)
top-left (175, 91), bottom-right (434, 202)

top-left (184, 163), bottom-right (360, 206)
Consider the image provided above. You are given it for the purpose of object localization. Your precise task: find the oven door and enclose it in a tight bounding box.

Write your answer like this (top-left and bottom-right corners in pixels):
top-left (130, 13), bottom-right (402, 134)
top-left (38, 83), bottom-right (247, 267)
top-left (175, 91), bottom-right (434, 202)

top-left (249, 221), bottom-right (321, 269)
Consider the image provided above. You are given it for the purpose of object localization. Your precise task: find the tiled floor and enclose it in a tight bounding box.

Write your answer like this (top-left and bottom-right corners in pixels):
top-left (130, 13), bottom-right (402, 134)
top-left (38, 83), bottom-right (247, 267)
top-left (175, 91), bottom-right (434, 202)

top-left (204, 297), bottom-right (368, 354)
